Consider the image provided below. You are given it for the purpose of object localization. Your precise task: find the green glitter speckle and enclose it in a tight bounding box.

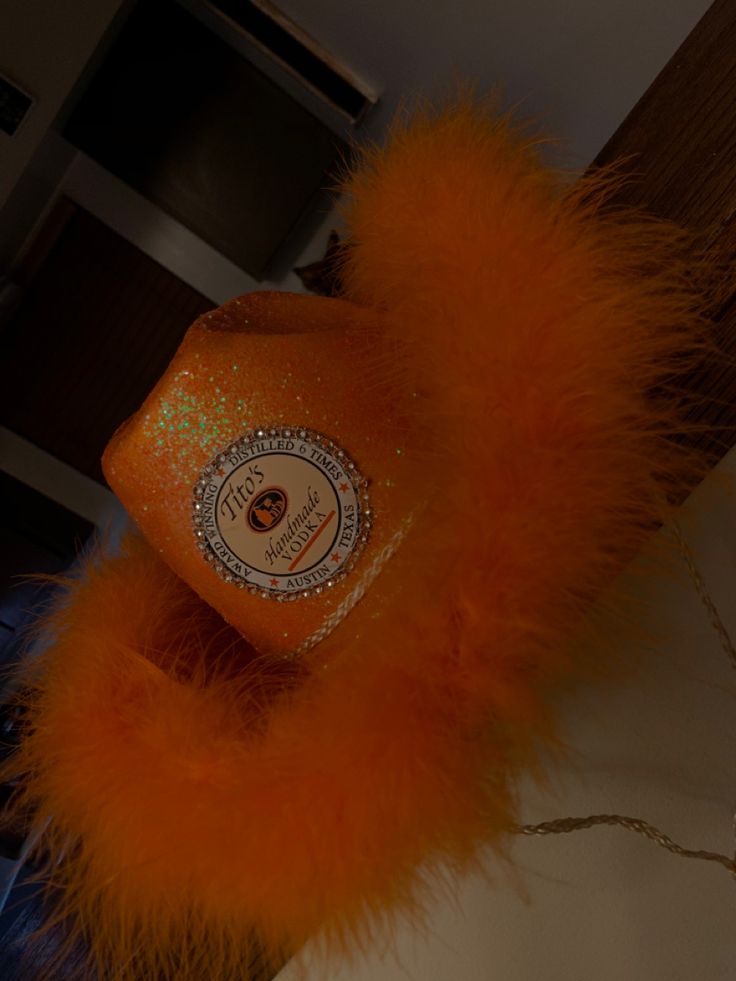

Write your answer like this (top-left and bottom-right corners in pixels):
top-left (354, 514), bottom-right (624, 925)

top-left (141, 361), bottom-right (256, 475)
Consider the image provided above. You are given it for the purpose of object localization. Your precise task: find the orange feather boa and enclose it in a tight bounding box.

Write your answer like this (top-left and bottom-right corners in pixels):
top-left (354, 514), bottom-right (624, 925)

top-left (3, 102), bottom-right (707, 979)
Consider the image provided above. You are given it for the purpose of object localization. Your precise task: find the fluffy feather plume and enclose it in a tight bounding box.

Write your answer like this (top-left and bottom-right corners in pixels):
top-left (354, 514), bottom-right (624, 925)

top-left (2, 100), bottom-right (710, 979)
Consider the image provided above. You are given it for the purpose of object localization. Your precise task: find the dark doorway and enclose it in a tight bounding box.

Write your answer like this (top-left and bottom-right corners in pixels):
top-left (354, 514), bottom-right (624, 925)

top-left (0, 199), bottom-right (213, 482)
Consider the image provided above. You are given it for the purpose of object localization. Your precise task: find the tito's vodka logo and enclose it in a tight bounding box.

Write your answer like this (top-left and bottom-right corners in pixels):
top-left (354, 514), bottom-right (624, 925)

top-left (192, 427), bottom-right (370, 599)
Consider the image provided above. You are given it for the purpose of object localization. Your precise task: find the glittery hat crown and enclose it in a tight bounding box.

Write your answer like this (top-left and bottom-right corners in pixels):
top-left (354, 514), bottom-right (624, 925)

top-left (103, 290), bottom-right (414, 654)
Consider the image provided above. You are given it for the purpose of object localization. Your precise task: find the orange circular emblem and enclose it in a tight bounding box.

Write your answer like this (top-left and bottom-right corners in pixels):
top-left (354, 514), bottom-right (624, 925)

top-left (247, 487), bottom-right (288, 533)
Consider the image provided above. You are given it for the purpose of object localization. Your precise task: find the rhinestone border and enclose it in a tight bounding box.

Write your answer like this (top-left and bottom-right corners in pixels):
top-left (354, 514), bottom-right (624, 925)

top-left (192, 426), bottom-right (371, 601)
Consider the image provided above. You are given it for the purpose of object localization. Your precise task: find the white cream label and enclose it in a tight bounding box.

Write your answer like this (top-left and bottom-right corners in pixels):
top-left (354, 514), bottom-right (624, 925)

top-left (193, 427), bottom-right (370, 599)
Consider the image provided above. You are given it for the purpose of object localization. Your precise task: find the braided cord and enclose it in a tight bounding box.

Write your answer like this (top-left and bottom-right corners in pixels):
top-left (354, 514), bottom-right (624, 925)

top-left (516, 814), bottom-right (736, 877)
top-left (518, 520), bottom-right (736, 879)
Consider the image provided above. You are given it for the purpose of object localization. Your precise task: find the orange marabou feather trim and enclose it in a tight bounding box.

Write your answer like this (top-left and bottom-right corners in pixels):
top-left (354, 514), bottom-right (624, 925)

top-left (3, 101), bottom-right (710, 979)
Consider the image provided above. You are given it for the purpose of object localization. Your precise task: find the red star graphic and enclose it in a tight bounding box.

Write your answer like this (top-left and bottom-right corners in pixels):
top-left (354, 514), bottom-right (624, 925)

top-left (339, 482), bottom-right (350, 493)
top-left (270, 577), bottom-right (279, 587)
top-left (331, 552), bottom-right (340, 564)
